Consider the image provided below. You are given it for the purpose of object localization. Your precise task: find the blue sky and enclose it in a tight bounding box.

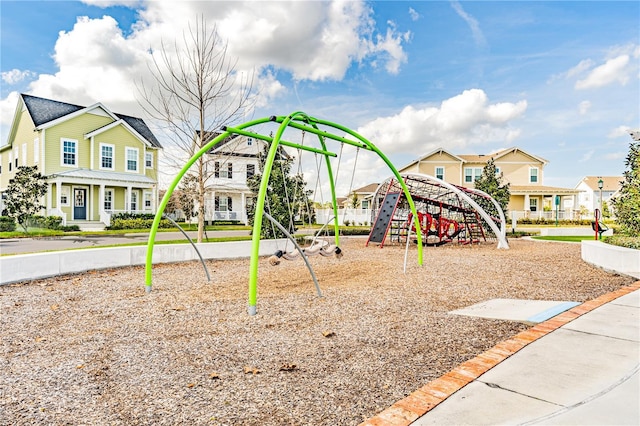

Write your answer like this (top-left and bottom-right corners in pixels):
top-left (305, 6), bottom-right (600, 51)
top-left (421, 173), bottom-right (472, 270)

top-left (1, 0), bottom-right (638, 191)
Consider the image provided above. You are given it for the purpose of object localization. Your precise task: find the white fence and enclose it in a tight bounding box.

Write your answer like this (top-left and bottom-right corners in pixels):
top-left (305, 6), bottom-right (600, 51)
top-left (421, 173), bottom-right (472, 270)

top-left (315, 208), bottom-right (373, 225)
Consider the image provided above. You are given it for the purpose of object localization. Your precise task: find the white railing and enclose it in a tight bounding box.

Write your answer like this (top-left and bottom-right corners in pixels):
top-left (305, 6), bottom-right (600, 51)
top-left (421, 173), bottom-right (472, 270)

top-left (510, 210), bottom-right (599, 222)
top-left (315, 208), bottom-right (373, 226)
top-left (100, 211), bottom-right (112, 227)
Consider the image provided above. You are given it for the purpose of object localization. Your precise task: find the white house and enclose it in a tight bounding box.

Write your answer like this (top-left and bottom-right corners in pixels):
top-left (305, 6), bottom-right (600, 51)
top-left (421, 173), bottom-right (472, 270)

top-left (575, 176), bottom-right (622, 216)
top-left (203, 133), bottom-right (291, 225)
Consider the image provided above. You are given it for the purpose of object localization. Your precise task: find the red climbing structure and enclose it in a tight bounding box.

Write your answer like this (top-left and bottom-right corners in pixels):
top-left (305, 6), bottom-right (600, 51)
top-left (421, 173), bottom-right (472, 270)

top-left (368, 173), bottom-right (505, 247)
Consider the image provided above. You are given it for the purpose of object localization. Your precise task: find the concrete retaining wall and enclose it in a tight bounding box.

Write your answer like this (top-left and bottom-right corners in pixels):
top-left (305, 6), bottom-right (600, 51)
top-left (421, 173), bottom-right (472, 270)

top-left (540, 227), bottom-right (613, 237)
top-left (581, 240), bottom-right (640, 279)
top-left (0, 239), bottom-right (286, 285)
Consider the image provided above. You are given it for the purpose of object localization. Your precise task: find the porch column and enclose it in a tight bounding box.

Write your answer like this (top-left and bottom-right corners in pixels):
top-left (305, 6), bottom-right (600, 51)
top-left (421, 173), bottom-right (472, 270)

top-left (152, 185), bottom-right (157, 212)
top-left (47, 183), bottom-right (53, 214)
top-left (56, 181), bottom-right (62, 214)
top-left (524, 194), bottom-right (530, 211)
top-left (99, 184), bottom-right (105, 216)
top-left (89, 184), bottom-right (94, 220)
top-left (126, 186), bottom-right (131, 213)
top-left (211, 190), bottom-right (216, 222)
top-left (241, 192), bottom-right (246, 224)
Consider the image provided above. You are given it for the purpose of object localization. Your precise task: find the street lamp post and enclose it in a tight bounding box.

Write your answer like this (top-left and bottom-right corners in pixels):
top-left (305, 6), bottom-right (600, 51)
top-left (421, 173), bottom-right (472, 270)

top-left (598, 178), bottom-right (604, 216)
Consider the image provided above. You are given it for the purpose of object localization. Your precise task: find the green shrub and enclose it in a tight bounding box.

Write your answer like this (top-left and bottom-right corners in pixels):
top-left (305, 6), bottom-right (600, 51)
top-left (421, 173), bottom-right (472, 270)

top-left (602, 234), bottom-right (640, 250)
top-left (60, 225), bottom-right (80, 232)
top-left (0, 216), bottom-right (16, 232)
top-left (45, 216), bottom-right (63, 230)
top-left (107, 215), bottom-right (172, 230)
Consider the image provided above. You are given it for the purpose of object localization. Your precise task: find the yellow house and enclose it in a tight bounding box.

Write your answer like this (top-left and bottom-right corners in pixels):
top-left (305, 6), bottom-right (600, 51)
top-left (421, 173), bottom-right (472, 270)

top-left (399, 147), bottom-right (581, 219)
top-left (0, 94), bottom-right (163, 228)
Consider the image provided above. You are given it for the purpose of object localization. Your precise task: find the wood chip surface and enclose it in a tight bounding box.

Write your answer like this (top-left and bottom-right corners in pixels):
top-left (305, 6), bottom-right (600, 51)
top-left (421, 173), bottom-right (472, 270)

top-left (0, 238), bottom-right (634, 425)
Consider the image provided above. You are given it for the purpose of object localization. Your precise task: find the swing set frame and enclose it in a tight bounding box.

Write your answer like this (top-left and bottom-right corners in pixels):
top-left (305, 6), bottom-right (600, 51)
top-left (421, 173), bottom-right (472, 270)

top-left (144, 111), bottom-right (424, 315)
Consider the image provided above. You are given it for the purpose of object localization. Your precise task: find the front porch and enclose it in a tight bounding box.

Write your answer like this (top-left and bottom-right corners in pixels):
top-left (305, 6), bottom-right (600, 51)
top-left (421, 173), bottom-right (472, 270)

top-left (46, 169), bottom-right (159, 227)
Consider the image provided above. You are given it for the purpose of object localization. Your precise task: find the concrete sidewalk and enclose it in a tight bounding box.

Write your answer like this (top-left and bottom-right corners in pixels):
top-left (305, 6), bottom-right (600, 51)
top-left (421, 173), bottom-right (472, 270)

top-left (362, 283), bottom-right (640, 426)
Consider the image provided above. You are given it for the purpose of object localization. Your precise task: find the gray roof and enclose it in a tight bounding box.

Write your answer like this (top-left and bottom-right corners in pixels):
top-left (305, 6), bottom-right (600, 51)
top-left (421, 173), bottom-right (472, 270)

top-left (21, 94), bottom-right (162, 148)
top-left (49, 169), bottom-right (156, 185)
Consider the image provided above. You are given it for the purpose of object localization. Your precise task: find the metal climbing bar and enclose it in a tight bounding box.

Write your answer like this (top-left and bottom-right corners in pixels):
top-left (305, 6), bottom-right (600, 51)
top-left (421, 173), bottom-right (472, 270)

top-left (222, 125), bottom-right (338, 158)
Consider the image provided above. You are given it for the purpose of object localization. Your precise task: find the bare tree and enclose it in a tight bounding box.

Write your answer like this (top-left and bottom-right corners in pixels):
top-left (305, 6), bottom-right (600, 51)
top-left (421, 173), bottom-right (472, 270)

top-left (138, 16), bottom-right (254, 242)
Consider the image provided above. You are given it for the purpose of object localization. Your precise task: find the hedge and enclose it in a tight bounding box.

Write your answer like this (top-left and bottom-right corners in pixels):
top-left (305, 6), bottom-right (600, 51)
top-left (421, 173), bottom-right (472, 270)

top-left (0, 216), bottom-right (16, 232)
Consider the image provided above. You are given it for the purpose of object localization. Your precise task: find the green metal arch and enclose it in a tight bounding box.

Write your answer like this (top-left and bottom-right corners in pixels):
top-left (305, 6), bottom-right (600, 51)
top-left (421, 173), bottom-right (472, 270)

top-left (144, 112), bottom-right (423, 316)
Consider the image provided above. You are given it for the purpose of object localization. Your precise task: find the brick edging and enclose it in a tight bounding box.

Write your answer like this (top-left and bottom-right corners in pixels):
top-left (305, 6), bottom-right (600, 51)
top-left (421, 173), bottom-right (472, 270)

top-left (359, 281), bottom-right (640, 426)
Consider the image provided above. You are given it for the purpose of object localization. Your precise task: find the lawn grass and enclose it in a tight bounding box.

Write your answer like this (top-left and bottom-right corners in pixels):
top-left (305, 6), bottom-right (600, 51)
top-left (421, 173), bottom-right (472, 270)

top-left (0, 224), bottom-right (252, 239)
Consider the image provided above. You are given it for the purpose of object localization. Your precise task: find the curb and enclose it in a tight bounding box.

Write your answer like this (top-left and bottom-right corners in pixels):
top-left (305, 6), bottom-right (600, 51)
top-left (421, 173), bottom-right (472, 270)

top-left (359, 280), bottom-right (640, 426)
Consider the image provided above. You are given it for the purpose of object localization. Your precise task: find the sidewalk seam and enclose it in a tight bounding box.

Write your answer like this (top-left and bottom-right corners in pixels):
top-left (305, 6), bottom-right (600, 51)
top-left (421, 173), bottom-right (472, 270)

top-left (359, 281), bottom-right (640, 426)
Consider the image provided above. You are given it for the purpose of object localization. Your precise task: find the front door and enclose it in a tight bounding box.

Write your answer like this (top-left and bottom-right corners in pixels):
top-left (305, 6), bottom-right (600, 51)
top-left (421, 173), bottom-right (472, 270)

top-left (74, 188), bottom-right (87, 220)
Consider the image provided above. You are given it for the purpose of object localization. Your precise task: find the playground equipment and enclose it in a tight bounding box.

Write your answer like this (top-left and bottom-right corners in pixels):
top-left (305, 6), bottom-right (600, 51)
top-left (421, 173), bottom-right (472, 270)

top-left (367, 173), bottom-right (509, 249)
top-left (144, 112), bottom-right (425, 315)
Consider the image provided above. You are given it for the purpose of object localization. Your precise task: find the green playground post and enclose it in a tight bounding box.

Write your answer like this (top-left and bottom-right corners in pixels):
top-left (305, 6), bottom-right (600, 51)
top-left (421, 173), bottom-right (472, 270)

top-left (247, 112), bottom-right (308, 315)
top-left (144, 117), bottom-right (271, 291)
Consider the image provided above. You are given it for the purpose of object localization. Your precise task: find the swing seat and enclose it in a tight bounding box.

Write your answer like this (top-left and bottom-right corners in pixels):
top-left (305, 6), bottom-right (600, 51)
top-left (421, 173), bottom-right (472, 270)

top-left (269, 250), bottom-right (284, 266)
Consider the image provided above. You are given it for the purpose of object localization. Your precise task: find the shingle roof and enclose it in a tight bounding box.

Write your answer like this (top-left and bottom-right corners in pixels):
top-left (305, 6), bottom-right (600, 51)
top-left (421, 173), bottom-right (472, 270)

top-left (352, 183), bottom-right (379, 194)
top-left (579, 176), bottom-right (623, 191)
top-left (21, 94), bottom-right (162, 148)
top-left (22, 94), bottom-right (84, 127)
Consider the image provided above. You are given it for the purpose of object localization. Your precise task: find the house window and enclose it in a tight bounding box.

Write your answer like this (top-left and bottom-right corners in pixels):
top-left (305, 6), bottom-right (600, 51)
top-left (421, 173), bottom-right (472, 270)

top-left (247, 137), bottom-right (253, 146)
top-left (530, 198), bottom-right (538, 212)
top-left (14, 146), bottom-right (18, 167)
top-left (34, 138), bottom-right (39, 163)
top-left (145, 152), bottom-right (153, 169)
top-left (215, 196), bottom-right (232, 211)
top-left (215, 161), bottom-right (232, 179)
top-left (61, 139), bottom-right (77, 166)
top-left (8, 152), bottom-right (12, 171)
top-left (495, 167), bottom-right (501, 176)
top-left (126, 147), bottom-right (138, 172)
top-left (435, 166), bottom-right (444, 180)
top-left (464, 167), bottom-right (482, 183)
top-left (361, 200), bottom-right (370, 209)
top-left (144, 192), bottom-right (152, 210)
top-left (22, 144), bottom-right (27, 166)
top-left (100, 144), bottom-right (114, 170)
top-left (104, 189), bottom-right (113, 211)
top-left (530, 167), bottom-right (538, 183)
top-left (247, 164), bottom-right (255, 180)
top-left (130, 191), bottom-right (138, 211)
top-left (60, 186), bottom-right (70, 206)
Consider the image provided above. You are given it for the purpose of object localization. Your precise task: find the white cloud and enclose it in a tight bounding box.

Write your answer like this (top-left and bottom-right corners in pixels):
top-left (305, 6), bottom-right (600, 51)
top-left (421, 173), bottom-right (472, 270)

top-left (607, 125), bottom-right (631, 139)
top-left (575, 54), bottom-right (630, 89)
top-left (356, 89), bottom-right (527, 155)
top-left (604, 152), bottom-right (625, 161)
top-left (578, 100), bottom-right (591, 115)
top-left (450, 0), bottom-right (486, 47)
top-left (579, 150), bottom-right (594, 162)
top-left (0, 92), bottom-right (20, 142)
top-left (409, 7), bottom-right (420, 21)
top-left (1, 69), bottom-right (36, 85)
top-left (566, 59), bottom-right (594, 79)
top-left (0, 1), bottom-right (410, 143)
